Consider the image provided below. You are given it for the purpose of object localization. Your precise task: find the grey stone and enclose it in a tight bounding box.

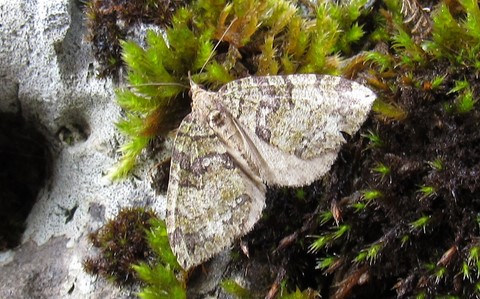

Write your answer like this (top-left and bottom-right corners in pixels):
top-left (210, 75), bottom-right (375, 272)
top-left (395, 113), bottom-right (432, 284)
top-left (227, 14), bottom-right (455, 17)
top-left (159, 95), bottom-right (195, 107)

top-left (0, 0), bottom-right (161, 297)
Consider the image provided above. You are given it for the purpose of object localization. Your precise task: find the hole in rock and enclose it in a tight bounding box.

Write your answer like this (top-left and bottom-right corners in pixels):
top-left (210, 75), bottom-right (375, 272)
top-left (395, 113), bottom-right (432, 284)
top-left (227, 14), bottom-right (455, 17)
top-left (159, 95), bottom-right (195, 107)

top-left (56, 121), bottom-right (90, 146)
top-left (0, 112), bottom-right (51, 250)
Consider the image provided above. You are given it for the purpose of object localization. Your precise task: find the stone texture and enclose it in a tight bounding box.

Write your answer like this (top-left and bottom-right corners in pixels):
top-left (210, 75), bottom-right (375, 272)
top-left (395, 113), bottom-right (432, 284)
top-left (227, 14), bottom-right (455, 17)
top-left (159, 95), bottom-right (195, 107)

top-left (0, 0), bottom-right (160, 297)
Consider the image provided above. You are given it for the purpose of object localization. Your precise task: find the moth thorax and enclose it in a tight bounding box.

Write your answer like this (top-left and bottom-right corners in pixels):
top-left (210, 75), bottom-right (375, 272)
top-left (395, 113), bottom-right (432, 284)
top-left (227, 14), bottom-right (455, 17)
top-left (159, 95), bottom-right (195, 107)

top-left (208, 110), bottom-right (225, 127)
top-left (189, 85), bottom-right (217, 119)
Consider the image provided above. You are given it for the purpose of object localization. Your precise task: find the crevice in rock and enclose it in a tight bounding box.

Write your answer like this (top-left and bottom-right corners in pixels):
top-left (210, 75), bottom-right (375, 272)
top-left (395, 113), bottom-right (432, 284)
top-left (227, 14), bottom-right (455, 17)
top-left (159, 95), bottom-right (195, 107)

top-left (0, 111), bottom-right (52, 250)
top-left (55, 0), bottom-right (89, 83)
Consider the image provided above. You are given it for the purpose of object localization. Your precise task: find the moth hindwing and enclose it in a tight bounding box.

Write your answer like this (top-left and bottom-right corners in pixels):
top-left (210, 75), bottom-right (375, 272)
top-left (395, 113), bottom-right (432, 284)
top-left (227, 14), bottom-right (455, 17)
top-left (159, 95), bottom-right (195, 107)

top-left (166, 74), bottom-right (376, 269)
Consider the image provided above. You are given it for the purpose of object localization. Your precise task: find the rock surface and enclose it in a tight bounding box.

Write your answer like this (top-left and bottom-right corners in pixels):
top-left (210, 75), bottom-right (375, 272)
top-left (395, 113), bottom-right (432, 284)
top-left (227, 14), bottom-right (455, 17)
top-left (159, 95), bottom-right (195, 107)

top-left (0, 0), bottom-right (160, 297)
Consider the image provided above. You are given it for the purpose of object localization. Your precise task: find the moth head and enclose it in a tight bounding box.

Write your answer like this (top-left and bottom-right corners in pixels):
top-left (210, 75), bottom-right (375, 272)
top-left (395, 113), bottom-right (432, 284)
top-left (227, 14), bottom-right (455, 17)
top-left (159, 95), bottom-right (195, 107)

top-left (187, 72), bottom-right (204, 99)
top-left (189, 80), bottom-right (204, 100)
top-left (188, 79), bottom-right (215, 120)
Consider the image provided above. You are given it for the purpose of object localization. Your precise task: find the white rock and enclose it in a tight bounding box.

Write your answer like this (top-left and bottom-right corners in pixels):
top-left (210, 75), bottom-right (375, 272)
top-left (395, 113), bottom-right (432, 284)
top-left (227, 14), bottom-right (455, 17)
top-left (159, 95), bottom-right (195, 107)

top-left (0, 0), bottom-right (162, 297)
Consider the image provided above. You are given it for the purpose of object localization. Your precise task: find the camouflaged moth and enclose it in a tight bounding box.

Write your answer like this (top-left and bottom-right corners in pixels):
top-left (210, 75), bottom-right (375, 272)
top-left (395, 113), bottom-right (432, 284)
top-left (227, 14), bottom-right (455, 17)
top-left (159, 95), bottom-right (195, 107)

top-left (166, 74), bottom-right (376, 269)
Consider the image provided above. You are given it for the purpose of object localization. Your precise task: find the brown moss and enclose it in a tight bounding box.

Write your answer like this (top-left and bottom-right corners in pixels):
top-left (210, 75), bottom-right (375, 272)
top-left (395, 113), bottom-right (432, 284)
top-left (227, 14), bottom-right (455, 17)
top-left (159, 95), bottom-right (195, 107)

top-left (84, 0), bottom-right (184, 78)
top-left (83, 207), bottom-right (157, 284)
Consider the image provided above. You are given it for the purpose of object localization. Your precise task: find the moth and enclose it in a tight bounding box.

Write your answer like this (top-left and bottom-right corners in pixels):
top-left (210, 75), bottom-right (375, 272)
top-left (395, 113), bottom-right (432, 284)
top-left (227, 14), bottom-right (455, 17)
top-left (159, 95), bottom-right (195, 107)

top-left (166, 74), bottom-right (376, 269)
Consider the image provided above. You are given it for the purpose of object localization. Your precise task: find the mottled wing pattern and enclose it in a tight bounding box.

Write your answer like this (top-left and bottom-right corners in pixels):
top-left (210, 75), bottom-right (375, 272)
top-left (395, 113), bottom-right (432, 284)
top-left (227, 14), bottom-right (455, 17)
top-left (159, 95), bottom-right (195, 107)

top-left (166, 114), bottom-right (267, 269)
top-left (167, 74), bottom-right (376, 269)
top-left (216, 74), bottom-right (376, 186)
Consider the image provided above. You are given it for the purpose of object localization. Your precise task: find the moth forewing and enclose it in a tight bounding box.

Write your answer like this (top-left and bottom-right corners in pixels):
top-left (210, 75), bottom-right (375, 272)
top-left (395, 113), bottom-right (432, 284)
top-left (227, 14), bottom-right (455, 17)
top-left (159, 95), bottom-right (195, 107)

top-left (166, 109), bottom-right (267, 270)
top-left (218, 75), bottom-right (376, 159)
top-left (166, 74), bottom-right (376, 269)
top-left (215, 74), bottom-right (376, 185)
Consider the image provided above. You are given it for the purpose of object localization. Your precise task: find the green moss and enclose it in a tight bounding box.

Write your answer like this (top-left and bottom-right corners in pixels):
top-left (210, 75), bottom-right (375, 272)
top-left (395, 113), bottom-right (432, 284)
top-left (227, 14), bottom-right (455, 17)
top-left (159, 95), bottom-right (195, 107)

top-left (372, 162), bottom-right (391, 179)
top-left (371, 99), bottom-right (408, 120)
top-left (354, 241), bottom-right (384, 264)
top-left (303, 0), bottom-right (480, 296)
top-left (361, 189), bottom-right (383, 201)
top-left (133, 218), bottom-right (185, 299)
top-left (221, 279), bottom-right (319, 299)
top-left (417, 185), bottom-right (436, 200)
top-left (308, 224), bottom-right (350, 254)
top-left (361, 130), bottom-right (383, 148)
top-left (220, 279), bottom-right (253, 299)
top-left (108, 0), bottom-right (374, 178)
top-left (315, 255), bottom-right (338, 271)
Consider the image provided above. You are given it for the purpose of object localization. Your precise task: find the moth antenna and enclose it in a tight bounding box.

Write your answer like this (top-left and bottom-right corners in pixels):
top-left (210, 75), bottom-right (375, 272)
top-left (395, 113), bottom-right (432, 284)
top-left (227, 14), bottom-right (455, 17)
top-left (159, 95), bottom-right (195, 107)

top-left (188, 71), bottom-right (204, 98)
top-left (187, 71), bottom-right (193, 84)
top-left (199, 17), bottom-right (238, 74)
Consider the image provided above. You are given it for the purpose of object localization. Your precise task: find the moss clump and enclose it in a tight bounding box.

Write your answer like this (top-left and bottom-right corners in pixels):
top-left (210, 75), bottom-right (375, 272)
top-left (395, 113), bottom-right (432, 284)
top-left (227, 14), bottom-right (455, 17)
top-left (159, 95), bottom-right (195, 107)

top-left (83, 208), bottom-right (186, 297)
top-left (132, 218), bottom-right (186, 299)
top-left (83, 207), bottom-right (157, 284)
top-left (304, 0), bottom-right (480, 297)
top-left (108, 0), bottom-right (373, 178)
top-left (85, 0), bottom-right (183, 78)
